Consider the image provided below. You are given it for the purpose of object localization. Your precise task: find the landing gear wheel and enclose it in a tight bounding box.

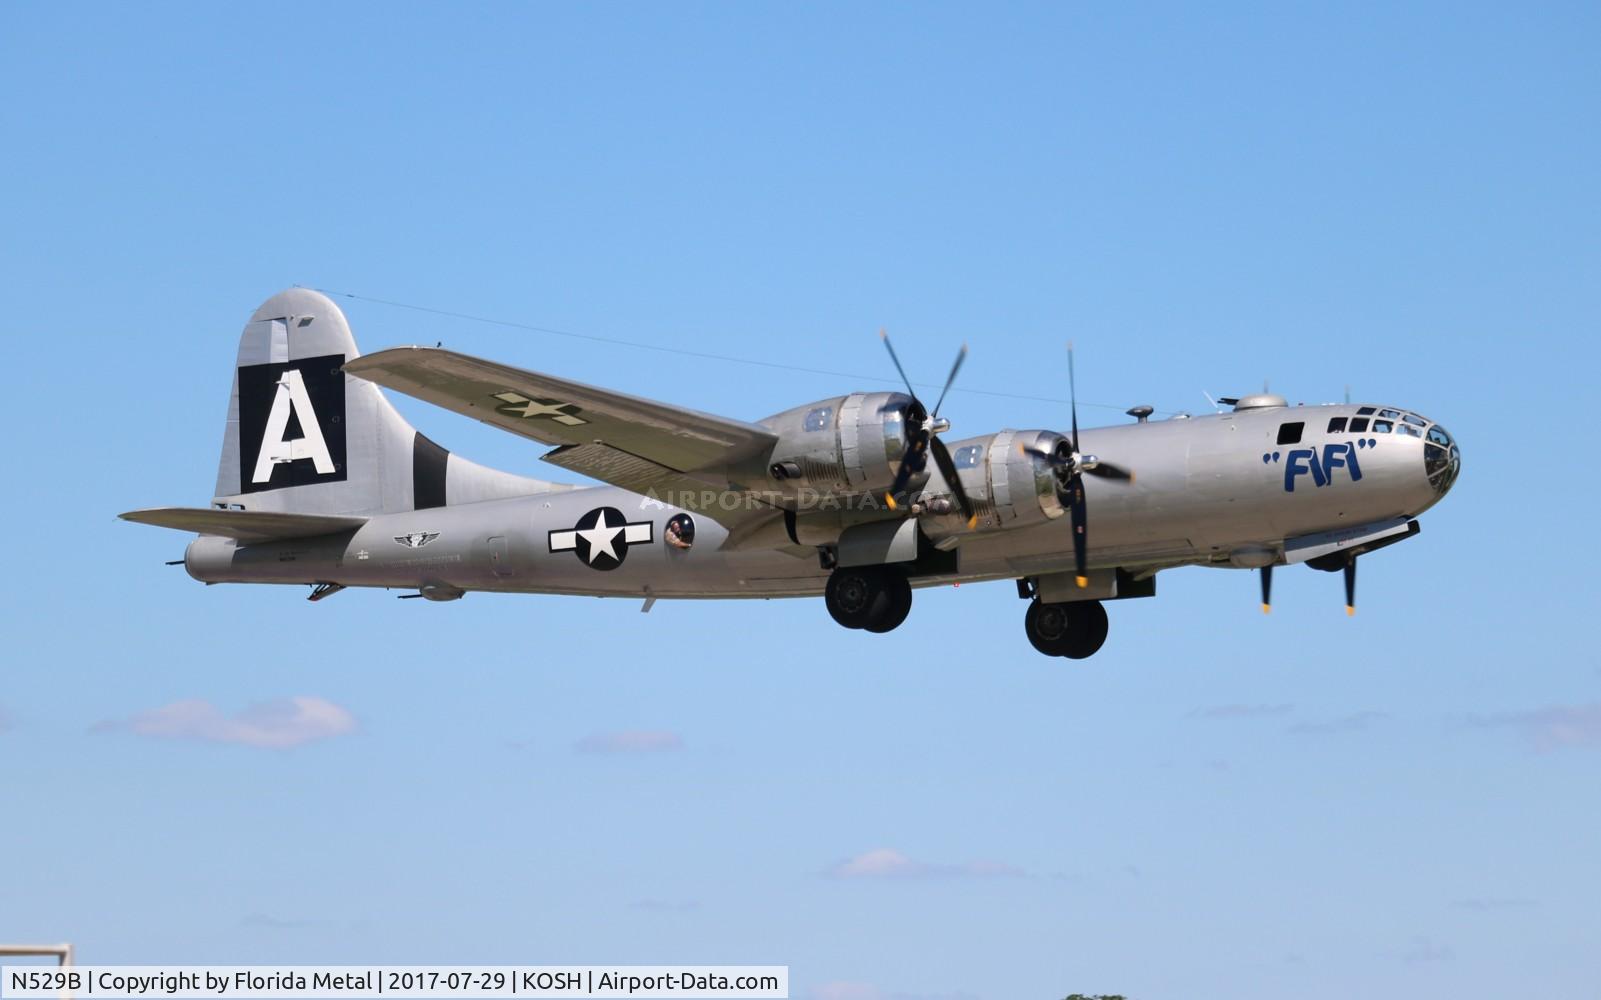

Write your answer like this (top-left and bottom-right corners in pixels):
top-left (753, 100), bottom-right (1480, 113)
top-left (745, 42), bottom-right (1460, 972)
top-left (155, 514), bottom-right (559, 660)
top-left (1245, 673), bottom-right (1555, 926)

top-left (864, 573), bottom-right (912, 633)
top-left (1024, 599), bottom-right (1109, 659)
top-left (1059, 600), bottom-right (1108, 659)
top-left (826, 566), bottom-right (896, 630)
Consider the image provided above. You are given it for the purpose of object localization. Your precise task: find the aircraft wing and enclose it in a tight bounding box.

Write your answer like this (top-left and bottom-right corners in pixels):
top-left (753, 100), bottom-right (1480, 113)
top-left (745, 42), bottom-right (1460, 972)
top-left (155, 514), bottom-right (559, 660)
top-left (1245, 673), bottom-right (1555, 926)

top-left (345, 348), bottom-right (782, 525)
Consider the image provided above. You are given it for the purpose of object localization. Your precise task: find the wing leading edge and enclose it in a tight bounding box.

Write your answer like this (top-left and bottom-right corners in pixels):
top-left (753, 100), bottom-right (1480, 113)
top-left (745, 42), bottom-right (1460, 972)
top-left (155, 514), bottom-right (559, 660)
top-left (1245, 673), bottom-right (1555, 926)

top-left (344, 348), bottom-right (782, 525)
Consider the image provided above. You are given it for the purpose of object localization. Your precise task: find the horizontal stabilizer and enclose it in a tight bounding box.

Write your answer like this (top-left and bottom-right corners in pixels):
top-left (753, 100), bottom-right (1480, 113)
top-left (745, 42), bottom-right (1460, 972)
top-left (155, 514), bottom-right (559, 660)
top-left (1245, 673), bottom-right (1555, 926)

top-left (119, 507), bottom-right (367, 542)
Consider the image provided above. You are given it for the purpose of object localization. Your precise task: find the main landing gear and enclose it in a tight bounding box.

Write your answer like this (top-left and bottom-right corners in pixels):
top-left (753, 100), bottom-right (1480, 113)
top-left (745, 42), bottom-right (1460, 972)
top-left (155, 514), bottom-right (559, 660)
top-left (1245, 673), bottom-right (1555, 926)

top-left (825, 565), bottom-right (913, 634)
top-left (1024, 598), bottom-right (1109, 659)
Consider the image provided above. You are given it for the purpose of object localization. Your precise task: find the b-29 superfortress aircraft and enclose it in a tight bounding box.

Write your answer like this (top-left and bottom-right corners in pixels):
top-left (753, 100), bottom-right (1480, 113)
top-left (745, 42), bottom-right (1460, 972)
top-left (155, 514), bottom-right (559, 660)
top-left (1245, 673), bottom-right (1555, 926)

top-left (123, 288), bottom-right (1461, 659)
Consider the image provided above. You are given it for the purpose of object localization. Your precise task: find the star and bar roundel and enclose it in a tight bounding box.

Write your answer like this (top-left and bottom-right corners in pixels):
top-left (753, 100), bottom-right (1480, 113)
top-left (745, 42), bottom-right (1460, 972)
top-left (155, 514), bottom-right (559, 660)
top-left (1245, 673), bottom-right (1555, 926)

top-left (548, 507), bottom-right (654, 571)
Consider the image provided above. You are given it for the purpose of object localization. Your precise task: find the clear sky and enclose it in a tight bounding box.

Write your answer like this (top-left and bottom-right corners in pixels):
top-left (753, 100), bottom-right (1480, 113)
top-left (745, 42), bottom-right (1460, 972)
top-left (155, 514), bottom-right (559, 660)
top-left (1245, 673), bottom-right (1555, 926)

top-left (1, 3), bottom-right (1597, 998)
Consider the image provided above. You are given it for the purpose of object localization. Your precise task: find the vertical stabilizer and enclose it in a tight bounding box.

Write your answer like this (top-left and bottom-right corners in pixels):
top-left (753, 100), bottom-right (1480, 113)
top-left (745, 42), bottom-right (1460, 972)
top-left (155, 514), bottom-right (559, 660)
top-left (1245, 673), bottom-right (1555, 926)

top-left (213, 288), bottom-right (566, 515)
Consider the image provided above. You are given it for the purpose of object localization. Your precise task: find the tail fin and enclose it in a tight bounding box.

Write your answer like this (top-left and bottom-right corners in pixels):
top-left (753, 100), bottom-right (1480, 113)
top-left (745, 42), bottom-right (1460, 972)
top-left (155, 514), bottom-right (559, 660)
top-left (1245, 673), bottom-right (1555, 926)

top-left (213, 287), bottom-right (566, 515)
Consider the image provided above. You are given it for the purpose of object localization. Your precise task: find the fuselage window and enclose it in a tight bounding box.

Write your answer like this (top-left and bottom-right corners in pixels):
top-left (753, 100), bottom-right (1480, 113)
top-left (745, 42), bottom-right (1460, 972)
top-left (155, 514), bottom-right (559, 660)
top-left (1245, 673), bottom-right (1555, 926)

top-left (1373, 419), bottom-right (1393, 433)
top-left (1327, 416), bottom-right (1348, 433)
top-left (1348, 417), bottom-right (1370, 432)
top-left (1396, 423), bottom-right (1422, 437)
top-left (954, 444), bottom-right (984, 469)
top-left (1277, 422), bottom-right (1305, 445)
top-left (1356, 406), bottom-right (1377, 416)
top-left (803, 406), bottom-right (833, 432)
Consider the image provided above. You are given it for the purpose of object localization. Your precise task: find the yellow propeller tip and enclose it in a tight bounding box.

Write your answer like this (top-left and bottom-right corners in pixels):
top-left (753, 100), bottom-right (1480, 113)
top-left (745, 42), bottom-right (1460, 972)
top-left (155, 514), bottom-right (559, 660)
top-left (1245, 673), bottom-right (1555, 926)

top-left (884, 494), bottom-right (897, 510)
top-left (1075, 575), bottom-right (1089, 588)
top-left (1346, 605), bottom-right (1356, 617)
top-left (1261, 604), bottom-right (1271, 615)
top-left (966, 515), bottom-right (979, 530)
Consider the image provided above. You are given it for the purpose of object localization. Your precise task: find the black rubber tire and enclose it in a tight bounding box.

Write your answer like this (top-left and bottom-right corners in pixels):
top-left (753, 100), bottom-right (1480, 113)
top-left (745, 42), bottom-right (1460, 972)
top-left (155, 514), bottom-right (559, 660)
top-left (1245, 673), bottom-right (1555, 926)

top-left (1025, 599), bottom-right (1074, 656)
top-left (864, 574), bottom-right (913, 633)
top-left (1059, 600), bottom-right (1109, 659)
top-left (826, 566), bottom-right (894, 630)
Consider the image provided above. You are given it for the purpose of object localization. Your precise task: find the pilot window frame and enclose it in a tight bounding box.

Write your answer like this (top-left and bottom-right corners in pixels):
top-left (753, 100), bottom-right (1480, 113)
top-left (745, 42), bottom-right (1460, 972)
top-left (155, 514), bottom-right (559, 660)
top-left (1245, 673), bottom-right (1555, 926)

top-left (1348, 417), bottom-right (1370, 432)
top-left (1356, 406), bottom-right (1376, 415)
top-left (1379, 408), bottom-right (1401, 419)
top-left (1276, 422), bottom-right (1305, 445)
top-left (1327, 416), bottom-right (1348, 433)
top-left (1396, 423), bottom-right (1421, 437)
top-left (1373, 419), bottom-right (1393, 433)
top-left (1403, 413), bottom-right (1428, 427)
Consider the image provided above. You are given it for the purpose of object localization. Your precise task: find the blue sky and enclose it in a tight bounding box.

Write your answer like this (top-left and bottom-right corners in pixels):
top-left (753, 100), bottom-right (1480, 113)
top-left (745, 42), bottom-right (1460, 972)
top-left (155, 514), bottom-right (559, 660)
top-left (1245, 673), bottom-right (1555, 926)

top-left (1, 3), bottom-right (1597, 998)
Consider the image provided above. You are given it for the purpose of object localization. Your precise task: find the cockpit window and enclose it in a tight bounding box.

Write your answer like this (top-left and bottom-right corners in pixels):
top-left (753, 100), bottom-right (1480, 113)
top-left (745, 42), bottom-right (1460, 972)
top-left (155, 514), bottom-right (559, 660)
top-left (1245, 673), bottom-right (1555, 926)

top-left (1379, 408), bottom-right (1400, 419)
top-left (1348, 417), bottom-right (1369, 432)
top-left (1356, 406), bottom-right (1376, 415)
top-left (1373, 419), bottom-right (1393, 433)
top-left (1327, 416), bottom-right (1348, 433)
top-left (1277, 422), bottom-right (1305, 445)
top-left (1396, 423), bottom-right (1421, 437)
top-left (954, 444), bottom-right (984, 469)
top-left (803, 406), bottom-right (833, 432)
top-left (1428, 426), bottom-right (1452, 447)
top-left (1403, 413), bottom-right (1427, 427)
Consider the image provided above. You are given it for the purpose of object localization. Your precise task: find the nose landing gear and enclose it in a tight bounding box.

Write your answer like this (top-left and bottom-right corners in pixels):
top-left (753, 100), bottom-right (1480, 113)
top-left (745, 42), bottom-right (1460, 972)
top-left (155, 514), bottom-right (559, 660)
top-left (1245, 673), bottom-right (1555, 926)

top-left (825, 566), bottom-right (914, 633)
top-left (1024, 598), bottom-right (1109, 659)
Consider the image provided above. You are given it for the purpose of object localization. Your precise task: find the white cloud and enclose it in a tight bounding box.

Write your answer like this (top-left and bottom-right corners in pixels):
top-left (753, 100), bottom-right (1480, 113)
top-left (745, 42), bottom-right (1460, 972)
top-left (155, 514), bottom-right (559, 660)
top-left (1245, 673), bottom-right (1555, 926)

top-left (98, 697), bottom-right (356, 749)
top-left (1450, 897), bottom-right (1537, 911)
top-left (574, 730), bottom-right (684, 754)
top-left (824, 848), bottom-right (1024, 880)
top-left (1192, 703), bottom-right (1294, 719)
top-left (1469, 702), bottom-right (1601, 751)
top-left (1399, 937), bottom-right (1453, 964)
top-left (1288, 711), bottom-right (1387, 735)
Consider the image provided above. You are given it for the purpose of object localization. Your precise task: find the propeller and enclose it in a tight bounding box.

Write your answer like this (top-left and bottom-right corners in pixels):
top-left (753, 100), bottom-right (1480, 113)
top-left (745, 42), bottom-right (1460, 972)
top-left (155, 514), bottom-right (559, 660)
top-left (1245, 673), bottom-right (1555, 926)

top-left (1261, 565), bottom-right (1273, 614)
top-left (1018, 344), bottom-right (1136, 587)
top-left (879, 330), bottom-right (979, 529)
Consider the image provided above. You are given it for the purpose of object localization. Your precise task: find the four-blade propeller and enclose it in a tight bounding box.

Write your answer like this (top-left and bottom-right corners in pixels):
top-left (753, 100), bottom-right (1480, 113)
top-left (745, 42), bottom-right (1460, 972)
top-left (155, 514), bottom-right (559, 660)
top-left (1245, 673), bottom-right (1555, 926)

top-left (1018, 344), bottom-right (1135, 588)
top-left (879, 330), bottom-right (979, 529)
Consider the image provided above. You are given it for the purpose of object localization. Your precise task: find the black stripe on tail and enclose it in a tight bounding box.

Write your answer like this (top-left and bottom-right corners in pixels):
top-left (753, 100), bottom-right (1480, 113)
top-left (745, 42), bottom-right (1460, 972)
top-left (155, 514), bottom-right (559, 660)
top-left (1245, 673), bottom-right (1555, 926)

top-left (413, 433), bottom-right (449, 510)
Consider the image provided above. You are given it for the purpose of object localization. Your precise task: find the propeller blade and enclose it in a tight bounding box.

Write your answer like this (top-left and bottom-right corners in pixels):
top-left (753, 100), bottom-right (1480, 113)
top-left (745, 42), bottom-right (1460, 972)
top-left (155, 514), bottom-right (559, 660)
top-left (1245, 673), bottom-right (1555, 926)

top-left (1067, 341), bottom-right (1080, 451)
top-left (883, 438), bottom-right (928, 509)
top-left (880, 329), bottom-right (918, 401)
top-left (928, 435), bottom-right (979, 529)
top-left (1068, 475), bottom-right (1088, 586)
top-left (930, 344), bottom-right (968, 419)
top-left (1084, 462), bottom-right (1135, 483)
top-left (1261, 565), bottom-right (1273, 614)
top-left (1343, 558), bottom-right (1357, 616)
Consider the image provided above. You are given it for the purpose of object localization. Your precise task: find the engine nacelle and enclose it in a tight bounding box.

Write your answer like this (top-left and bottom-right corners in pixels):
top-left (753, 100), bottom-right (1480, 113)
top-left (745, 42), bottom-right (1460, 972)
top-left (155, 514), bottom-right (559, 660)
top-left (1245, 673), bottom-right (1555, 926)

top-left (920, 429), bottom-right (1070, 539)
top-left (757, 392), bottom-right (924, 501)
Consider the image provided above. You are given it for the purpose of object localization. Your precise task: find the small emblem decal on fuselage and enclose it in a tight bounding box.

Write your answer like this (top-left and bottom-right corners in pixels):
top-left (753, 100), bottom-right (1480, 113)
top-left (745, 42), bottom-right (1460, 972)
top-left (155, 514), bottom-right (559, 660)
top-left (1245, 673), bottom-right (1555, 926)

top-left (1266, 440), bottom-right (1373, 492)
top-left (394, 531), bottom-right (440, 549)
top-left (549, 506), bottom-right (653, 571)
top-left (492, 391), bottom-right (587, 425)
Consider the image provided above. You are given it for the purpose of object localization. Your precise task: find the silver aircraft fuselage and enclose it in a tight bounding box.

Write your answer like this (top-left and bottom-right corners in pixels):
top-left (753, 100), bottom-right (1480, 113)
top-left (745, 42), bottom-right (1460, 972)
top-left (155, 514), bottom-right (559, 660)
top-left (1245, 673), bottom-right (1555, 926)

top-left (185, 402), bottom-right (1458, 600)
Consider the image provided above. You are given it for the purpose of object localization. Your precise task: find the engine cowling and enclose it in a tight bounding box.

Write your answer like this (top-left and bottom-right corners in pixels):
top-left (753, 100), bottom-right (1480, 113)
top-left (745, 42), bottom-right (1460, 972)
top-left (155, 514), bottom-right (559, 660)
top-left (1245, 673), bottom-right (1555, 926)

top-left (757, 392), bottom-right (926, 501)
top-left (918, 429), bottom-right (1070, 539)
